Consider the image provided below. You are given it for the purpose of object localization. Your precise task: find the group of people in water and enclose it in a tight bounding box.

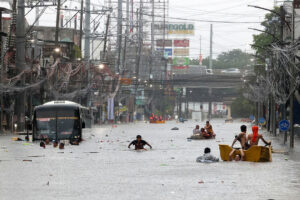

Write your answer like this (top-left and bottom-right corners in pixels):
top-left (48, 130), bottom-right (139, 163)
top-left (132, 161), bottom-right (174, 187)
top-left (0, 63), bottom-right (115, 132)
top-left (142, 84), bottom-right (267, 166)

top-left (229, 125), bottom-right (271, 161)
top-left (192, 121), bottom-right (216, 139)
top-left (127, 122), bottom-right (271, 163)
top-left (38, 119), bottom-right (271, 163)
top-left (149, 113), bottom-right (164, 122)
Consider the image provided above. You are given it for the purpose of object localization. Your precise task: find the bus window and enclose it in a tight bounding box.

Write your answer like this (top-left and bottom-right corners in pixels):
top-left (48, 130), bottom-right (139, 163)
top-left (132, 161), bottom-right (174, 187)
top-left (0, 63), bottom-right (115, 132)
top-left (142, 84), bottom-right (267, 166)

top-left (35, 109), bottom-right (56, 139)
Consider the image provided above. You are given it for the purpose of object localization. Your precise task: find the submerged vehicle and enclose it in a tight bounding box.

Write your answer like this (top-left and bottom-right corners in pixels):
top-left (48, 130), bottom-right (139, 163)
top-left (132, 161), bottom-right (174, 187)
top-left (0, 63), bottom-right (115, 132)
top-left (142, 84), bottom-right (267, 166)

top-left (219, 144), bottom-right (272, 162)
top-left (32, 101), bottom-right (91, 142)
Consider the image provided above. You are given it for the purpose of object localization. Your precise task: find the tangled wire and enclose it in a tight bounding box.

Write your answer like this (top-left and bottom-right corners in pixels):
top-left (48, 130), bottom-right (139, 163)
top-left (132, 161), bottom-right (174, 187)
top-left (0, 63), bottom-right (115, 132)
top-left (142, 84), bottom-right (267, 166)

top-left (246, 40), bottom-right (300, 104)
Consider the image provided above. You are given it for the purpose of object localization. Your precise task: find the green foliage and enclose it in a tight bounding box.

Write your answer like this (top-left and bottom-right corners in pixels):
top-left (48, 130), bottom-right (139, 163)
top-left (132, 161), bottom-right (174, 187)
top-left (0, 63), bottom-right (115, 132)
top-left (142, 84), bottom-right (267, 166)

top-left (231, 96), bottom-right (255, 118)
top-left (189, 59), bottom-right (200, 65)
top-left (251, 7), bottom-right (280, 59)
top-left (214, 49), bottom-right (252, 69)
top-left (200, 49), bottom-right (252, 69)
top-left (154, 95), bottom-right (175, 116)
top-left (72, 45), bottom-right (82, 60)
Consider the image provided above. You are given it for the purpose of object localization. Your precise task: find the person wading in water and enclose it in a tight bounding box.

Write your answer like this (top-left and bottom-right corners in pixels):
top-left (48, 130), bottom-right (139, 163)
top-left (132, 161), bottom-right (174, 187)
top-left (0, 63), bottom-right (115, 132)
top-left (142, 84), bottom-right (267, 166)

top-left (128, 135), bottom-right (152, 150)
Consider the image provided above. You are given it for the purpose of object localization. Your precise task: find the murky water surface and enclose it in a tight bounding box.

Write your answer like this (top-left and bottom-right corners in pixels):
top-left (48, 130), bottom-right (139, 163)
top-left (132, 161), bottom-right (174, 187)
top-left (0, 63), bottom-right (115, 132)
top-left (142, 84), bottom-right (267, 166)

top-left (1, 119), bottom-right (300, 200)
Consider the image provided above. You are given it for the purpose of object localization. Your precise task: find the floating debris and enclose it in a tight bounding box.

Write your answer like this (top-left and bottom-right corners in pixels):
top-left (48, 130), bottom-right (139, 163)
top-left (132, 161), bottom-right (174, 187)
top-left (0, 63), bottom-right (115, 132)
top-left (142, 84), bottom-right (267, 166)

top-left (28, 155), bottom-right (45, 158)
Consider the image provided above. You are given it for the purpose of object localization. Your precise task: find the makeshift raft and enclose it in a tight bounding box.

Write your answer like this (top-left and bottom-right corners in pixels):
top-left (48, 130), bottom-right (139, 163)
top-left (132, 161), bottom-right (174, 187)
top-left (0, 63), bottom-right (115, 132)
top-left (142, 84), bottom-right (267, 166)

top-left (219, 144), bottom-right (272, 162)
top-left (187, 135), bottom-right (215, 140)
top-left (150, 120), bottom-right (165, 124)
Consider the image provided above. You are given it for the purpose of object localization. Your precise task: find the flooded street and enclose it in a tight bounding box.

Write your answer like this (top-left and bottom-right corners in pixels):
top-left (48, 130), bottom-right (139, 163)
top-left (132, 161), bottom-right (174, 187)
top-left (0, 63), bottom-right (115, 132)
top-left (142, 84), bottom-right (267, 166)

top-left (1, 119), bottom-right (300, 200)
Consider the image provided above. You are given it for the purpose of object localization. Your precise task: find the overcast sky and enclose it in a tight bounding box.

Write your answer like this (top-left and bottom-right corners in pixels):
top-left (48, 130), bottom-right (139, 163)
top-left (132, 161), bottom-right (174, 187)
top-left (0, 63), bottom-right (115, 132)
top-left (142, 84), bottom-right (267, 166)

top-left (168, 0), bottom-right (275, 59)
top-left (1, 0), bottom-right (275, 59)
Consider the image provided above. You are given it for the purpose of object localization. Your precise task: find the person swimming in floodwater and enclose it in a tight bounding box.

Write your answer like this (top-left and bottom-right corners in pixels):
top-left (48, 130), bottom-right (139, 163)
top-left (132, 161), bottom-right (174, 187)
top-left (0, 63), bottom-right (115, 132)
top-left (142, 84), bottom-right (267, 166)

top-left (196, 147), bottom-right (219, 163)
top-left (128, 135), bottom-right (152, 150)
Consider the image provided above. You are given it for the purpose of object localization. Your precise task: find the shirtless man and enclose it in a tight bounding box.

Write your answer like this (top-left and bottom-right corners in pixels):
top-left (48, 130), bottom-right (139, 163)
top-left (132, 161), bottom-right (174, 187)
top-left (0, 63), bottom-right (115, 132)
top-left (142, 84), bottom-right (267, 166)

top-left (128, 135), bottom-right (152, 150)
top-left (204, 121), bottom-right (216, 137)
top-left (231, 125), bottom-right (249, 150)
top-left (248, 126), bottom-right (271, 147)
top-left (229, 125), bottom-right (249, 161)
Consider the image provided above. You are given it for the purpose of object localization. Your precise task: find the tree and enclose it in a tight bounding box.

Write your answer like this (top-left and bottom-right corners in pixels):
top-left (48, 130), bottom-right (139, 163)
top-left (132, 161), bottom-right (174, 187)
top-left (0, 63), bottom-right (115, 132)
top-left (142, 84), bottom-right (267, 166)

top-left (200, 49), bottom-right (252, 69)
top-left (214, 49), bottom-right (252, 69)
top-left (231, 96), bottom-right (255, 118)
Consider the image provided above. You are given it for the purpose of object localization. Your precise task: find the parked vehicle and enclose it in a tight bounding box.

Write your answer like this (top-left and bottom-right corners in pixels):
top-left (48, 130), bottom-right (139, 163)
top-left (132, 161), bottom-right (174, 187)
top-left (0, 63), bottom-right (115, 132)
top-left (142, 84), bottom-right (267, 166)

top-left (206, 69), bottom-right (213, 75)
top-left (221, 68), bottom-right (241, 74)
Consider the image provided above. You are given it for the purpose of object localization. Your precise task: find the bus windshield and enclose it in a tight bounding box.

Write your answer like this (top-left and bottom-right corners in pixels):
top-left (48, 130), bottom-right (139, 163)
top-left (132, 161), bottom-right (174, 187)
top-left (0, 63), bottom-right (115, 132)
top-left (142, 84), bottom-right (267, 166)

top-left (35, 107), bottom-right (80, 140)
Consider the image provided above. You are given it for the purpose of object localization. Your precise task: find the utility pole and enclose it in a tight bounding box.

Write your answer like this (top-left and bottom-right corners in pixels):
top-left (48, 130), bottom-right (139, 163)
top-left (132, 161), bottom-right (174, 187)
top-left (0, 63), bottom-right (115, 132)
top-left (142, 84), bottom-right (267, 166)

top-left (209, 24), bottom-right (213, 69)
top-left (199, 35), bottom-right (202, 65)
top-left (149, 0), bottom-right (154, 77)
top-left (91, 18), bottom-right (95, 60)
top-left (135, 1), bottom-right (143, 80)
top-left (0, 9), bottom-right (3, 133)
top-left (121, 0), bottom-right (129, 74)
top-left (163, 0), bottom-right (167, 79)
top-left (16, 0), bottom-right (27, 132)
top-left (280, 5), bottom-right (288, 143)
top-left (102, 14), bottom-right (110, 61)
top-left (79, 0), bottom-right (83, 52)
top-left (35, 4), bottom-right (39, 26)
top-left (289, 3), bottom-right (296, 148)
top-left (84, 0), bottom-right (91, 60)
top-left (55, 0), bottom-right (61, 46)
top-left (116, 0), bottom-right (123, 73)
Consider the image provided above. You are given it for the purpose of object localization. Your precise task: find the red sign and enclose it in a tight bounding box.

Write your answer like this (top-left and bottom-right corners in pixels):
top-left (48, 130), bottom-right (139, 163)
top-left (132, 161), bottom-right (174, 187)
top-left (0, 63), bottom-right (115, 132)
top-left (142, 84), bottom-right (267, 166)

top-left (156, 39), bottom-right (172, 47)
top-left (174, 39), bottom-right (189, 47)
top-left (172, 66), bottom-right (189, 70)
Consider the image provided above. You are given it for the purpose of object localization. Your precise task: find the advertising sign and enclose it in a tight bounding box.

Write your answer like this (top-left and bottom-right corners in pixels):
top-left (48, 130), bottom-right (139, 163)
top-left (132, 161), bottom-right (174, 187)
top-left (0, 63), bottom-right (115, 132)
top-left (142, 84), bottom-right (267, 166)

top-left (173, 57), bottom-right (189, 66)
top-left (168, 23), bottom-right (194, 35)
top-left (172, 66), bottom-right (189, 70)
top-left (174, 48), bottom-right (189, 56)
top-left (174, 39), bottom-right (189, 47)
top-left (156, 48), bottom-right (172, 57)
top-left (154, 23), bottom-right (195, 35)
top-left (156, 39), bottom-right (172, 47)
